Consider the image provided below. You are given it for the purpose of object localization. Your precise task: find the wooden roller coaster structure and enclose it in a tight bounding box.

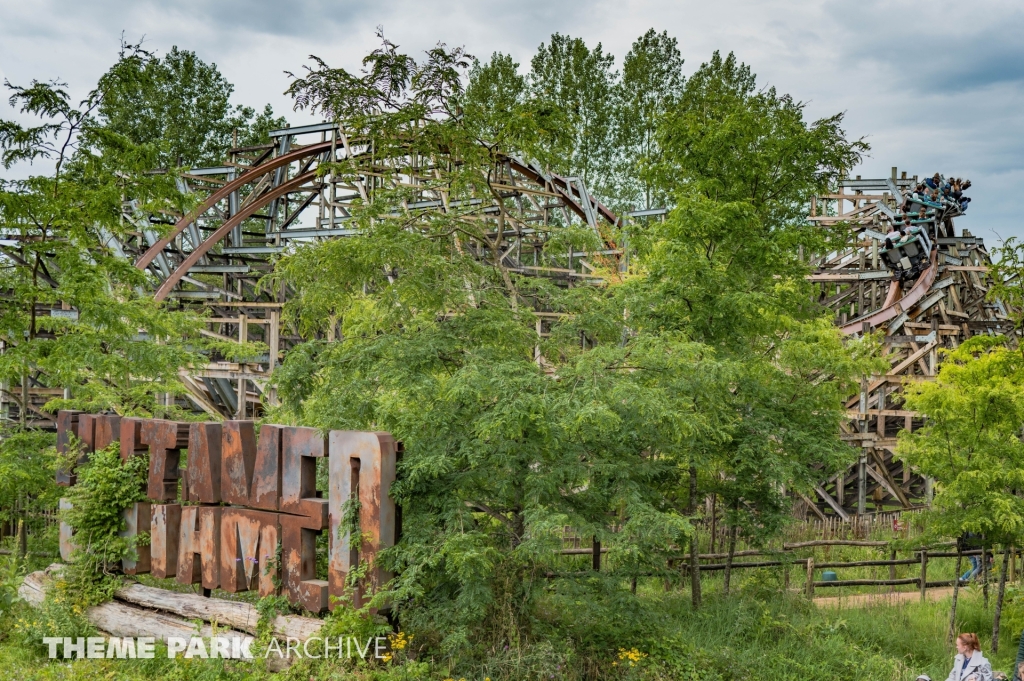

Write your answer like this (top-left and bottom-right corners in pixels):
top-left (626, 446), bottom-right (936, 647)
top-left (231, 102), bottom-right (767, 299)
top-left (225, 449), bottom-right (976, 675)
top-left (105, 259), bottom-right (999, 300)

top-left (2, 118), bottom-right (1012, 522)
top-left (120, 122), bottom-right (621, 419)
top-left (805, 169), bottom-right (1016, 519)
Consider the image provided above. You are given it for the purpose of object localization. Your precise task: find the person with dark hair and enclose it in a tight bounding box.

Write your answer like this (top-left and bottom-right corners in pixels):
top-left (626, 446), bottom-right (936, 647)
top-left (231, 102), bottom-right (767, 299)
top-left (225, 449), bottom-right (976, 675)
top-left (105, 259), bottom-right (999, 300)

top-left (961, 196), bottom-right (972, 212)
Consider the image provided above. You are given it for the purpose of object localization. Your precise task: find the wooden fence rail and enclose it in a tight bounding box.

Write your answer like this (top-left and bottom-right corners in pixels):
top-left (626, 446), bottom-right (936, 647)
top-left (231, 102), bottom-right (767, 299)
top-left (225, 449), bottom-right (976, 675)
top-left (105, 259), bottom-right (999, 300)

top-left (557, 537), bottom-right (1006, 601)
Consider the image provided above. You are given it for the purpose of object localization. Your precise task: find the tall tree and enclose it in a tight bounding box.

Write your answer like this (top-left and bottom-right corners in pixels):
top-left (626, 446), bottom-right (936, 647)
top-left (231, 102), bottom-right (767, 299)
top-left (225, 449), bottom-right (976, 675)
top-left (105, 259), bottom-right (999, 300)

top-left (529, 34), bottom-right (617, 192)
top-left (643, 50), bottom-right (866, 349)
top-left (278, 36), bottom-right (709, 656)
top-left (614, 29), bottom-right (685, 210)
top-left (96, 41), bottom-right (285, 168)
top-left (462, 52), bottom-right (566, 169)
top-left (0, 79), bottom-right (202, 422)
top-left (275, 37), bottom-right (874, 659)
top-left (628, 51), bottom-right (873, 604)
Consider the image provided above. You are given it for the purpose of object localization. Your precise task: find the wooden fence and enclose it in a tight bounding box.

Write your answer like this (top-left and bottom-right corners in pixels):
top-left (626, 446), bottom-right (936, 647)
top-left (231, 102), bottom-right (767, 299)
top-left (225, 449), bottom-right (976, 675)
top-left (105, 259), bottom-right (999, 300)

top-left (557, 535), bottom-right (1012, 600)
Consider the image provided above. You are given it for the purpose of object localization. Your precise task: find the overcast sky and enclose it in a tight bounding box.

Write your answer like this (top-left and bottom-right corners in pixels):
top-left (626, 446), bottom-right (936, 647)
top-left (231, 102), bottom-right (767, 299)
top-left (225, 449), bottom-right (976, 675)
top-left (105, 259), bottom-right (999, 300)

top-left (2, 0), bottom-right (1022, 245)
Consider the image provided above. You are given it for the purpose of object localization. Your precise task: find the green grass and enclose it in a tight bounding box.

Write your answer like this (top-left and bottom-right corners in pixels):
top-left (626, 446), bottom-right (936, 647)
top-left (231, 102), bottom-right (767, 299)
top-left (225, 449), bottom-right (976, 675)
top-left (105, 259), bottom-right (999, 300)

top-left (4, 525), bottom-right (1024, 681)
top-left (5, 568), bottom-right (1018, 680)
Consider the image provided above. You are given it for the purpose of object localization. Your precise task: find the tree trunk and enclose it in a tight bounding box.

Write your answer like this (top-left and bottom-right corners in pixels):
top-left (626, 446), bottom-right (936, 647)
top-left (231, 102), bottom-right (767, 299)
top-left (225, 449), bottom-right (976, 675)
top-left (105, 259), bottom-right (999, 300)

top-left (20, 373), bottom-right (28, 428)
top-left (723, 521), bottom-right (738, 596)
top-left (709, 494), bottom-right (718, 555)
top-left (993, 546), bottom-right (1010, 653)
top-left (948, 549), bottom-right (963, 646)
top-left (983, 546), bottom-right (990, 609)
top-left (688, 465), bottom-right (701, 609)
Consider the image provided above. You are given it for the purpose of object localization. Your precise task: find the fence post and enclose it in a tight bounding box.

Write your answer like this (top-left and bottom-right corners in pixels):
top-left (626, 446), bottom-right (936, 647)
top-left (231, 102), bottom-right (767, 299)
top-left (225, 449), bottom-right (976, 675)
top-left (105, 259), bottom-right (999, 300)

top-left (16, 518), bottom-right (26, 560)
top-left (920, 550), bottom-right (928, 602)
top-left (890, 548), bottom-right (897, 593)
top-left (806, 558), bottom-right (815, 599)
top-left (592, 537), bottom-right (601, 572)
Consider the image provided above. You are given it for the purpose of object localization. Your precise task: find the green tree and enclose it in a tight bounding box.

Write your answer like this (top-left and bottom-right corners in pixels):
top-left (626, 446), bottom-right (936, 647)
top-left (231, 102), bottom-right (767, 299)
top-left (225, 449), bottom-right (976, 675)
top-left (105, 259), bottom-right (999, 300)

top-left (614, 29), bottom-right (685, 210)
top-left (988, 237), bottom-right (1024, 339)
top-left (898, 336), bottom-right (1024, 650)
top-left (529, 34), bottom-right (617, 191)
top-left (278, 36), bottom-right (711, 657)
top-left (0, 79), bottom-right (203, 422)
top-left (275, 37), bottom-right (874, 663)
top-left (96, 41), bottom-right (285, 168)
top-left (626, 50), bottom-right (873, 605)
top-left (462, 52), bottom-right (567, 169)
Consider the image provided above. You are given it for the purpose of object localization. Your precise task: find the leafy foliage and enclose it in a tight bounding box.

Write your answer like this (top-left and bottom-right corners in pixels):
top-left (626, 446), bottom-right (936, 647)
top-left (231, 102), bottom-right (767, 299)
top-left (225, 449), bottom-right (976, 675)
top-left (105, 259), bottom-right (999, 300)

top-left (0, 428), bottom-right (58, 529)
top-left (58, 442), bottom-right (149, 600)
top-left (529, 33), bottom-right (618, 193)
top-left (272, 33), bottom-right (875, 663)
top-left (97, 41), bottom-right (287, 168)
top-left (614, 29), bottom-right (685, 211)
top-left (898, 336), bottom-right (1024, 544)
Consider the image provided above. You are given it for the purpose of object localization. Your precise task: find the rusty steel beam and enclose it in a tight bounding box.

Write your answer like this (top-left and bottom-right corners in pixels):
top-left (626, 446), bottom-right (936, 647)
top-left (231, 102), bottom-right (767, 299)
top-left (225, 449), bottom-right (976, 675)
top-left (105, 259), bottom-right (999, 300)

top-left (177, 505), bottom-right (220, 589)
top-left (186, 423), bottom-right (222, 504)
top-left (250, 424), bottom-right (283, 511)
top-left (151, 503), bottom-right (181, 579)
top-left (120, 502), bottom-right (152, 575)
top-left (328, 431), bottom-right (398, 609)
top-left (119, 417), bottom-right (146, 461)
top-left (135, 141), bottom-right (332, 271)
top-left (280, 426), bottom-right (328, 527)
top-left (281, 513), bottom-right (328, 613)
top-left (143, 419), bottom-right (189, 501)
top-left (93, 414), bottom-right (121, 451)
top-left (222, 420), bottom-right (257, 506)
top-left (220, 508), bottom-right (279, 596)
top-left (55, 410), bottom-right (81, 486)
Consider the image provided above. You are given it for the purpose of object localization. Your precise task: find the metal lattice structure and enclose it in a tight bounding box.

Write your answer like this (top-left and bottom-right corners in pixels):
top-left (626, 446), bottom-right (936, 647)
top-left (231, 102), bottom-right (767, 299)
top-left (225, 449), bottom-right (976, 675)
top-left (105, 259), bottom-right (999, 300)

top-left (803, 169), bottom-right (1017, 519)
top-left (126, 122), bottom-right (621, 419)
top-left (5, 126), bottom-right (1016, 527)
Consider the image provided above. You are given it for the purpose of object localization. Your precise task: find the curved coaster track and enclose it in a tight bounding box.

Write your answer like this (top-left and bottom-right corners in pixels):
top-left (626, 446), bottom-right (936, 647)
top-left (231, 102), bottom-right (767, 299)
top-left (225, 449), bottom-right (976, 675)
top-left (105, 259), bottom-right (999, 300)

top-left (2, 121), bottom-right (1013, 525)
top-left (127, 123), bottom-right (621, 418)
top-left (124, 152), bottom-right (1022, 521)
top-left (805, 170), bottom-right (1016, 519)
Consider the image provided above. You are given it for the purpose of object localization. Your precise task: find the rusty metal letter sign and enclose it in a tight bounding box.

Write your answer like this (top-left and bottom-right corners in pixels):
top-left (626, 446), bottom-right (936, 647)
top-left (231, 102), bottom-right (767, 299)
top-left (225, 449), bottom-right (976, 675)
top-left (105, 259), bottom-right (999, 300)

top-left (56, 411), bottom-right (399, 614)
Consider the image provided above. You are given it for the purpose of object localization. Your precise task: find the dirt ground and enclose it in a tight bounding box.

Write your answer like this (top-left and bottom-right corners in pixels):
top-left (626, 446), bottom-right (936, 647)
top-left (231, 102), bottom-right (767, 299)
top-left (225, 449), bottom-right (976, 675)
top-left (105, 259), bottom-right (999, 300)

top-left (814, 587), bottom-right (957, 608)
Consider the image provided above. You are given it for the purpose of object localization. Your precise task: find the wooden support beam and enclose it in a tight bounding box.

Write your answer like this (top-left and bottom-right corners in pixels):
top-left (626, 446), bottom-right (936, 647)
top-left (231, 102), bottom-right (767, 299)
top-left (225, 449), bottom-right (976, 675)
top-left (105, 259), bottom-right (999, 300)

top-left (797, 490), bottom-right (827, 521)
top-left (867, 450), bottom-right (912, 509)
top-left (813, 485), bottom-right (850, 521)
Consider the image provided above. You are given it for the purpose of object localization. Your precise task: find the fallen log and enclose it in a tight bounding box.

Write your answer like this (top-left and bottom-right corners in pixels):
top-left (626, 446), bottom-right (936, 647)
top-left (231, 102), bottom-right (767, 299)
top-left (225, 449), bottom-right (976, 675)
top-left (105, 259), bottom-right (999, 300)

top-left (19, 570), bottom-right (253, 647)
top-left (19, 568), bottom-right (322, 646)
top-left (114, 582), bottom-right (323, 639)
